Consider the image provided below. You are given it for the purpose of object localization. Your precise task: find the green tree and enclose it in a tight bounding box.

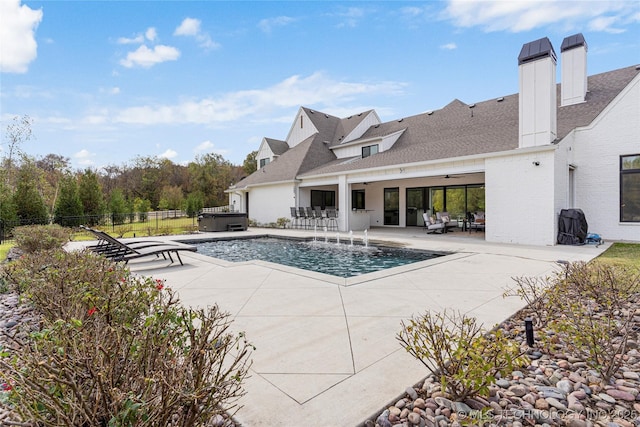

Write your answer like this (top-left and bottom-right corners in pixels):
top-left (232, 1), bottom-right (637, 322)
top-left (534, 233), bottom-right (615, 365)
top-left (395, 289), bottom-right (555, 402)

top-left (54, 174), bottom-right (84, 227)
top-left (0, 179), bottom-right (18, 233)
top-left (109, 189), bottom-right (128, 225)
top-left (13, 161), bottom-right (49, 225)
top-left (78, 169), bottom-right (105, 225)
top-left (242, 150), bottom-right (258, 176)
top-left (184, 191), bottom-right (204, 218)
top-left (158, 185), bottom-right (184, 212)
top-left (188, 153), bottom-right (235, 207)
top-left (133, 197), bottom-right (152, 222)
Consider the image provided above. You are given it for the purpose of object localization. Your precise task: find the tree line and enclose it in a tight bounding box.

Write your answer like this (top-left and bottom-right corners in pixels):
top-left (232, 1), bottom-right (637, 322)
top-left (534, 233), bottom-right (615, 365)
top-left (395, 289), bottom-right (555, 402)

top-left (1, 115), bottom-right (259, 228)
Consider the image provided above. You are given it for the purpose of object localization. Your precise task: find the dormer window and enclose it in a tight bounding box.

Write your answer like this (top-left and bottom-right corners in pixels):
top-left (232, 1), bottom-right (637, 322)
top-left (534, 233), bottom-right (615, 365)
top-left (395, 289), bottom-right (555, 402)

top-left (259, 158), bottom-right (270, 168)
top-left (362, 144), bottom-right (379, 158)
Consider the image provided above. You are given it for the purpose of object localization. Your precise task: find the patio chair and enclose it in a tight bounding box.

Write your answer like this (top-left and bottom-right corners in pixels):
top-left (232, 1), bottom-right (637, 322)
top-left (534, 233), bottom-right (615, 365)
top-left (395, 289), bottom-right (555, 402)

top-left (297, 207), bottom-right (309, 229)
top-left (81, 226), bottom-right (165, 257)
top-left (290, 207), bottom-right (300, 229)
top-left (82, 226), bottom-right (196, 265)
top-left (423, 213), bottom-right (445, 234)
top-left (436, 211), bottom-right (458, 232)
top-left (468, 211), bottom-right (486, 233)
top-left (313, 206), bottom-right (325, 228)
top-left (325, 207), bottom-right (338, 231)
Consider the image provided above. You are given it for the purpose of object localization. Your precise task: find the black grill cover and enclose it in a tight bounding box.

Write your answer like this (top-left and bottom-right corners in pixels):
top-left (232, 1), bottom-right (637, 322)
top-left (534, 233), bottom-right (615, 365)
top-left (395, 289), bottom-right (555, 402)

top-left (557, 209), bottom-right (588, 245)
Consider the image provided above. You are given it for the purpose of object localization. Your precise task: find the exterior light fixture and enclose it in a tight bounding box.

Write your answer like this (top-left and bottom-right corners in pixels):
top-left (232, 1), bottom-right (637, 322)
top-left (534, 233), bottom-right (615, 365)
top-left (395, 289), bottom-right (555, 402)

top-left (533, 161), bottom-right (540, 166)
top-left (524, 317), bottom-right (535, 347)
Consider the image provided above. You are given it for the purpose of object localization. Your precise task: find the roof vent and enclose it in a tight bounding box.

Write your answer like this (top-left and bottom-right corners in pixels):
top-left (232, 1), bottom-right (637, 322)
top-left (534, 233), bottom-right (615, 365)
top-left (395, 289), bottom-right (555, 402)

top-left (309, 110), bottom-right (315, 114)
top-left (426, 111), bottom-right (433, 115)
top-left (358, 113), bottom-right (362, 116)
top-left (469, 103), bottom-right (476, 108)
top-left (636, 65), bottom-right (640, 70)
top-left (325, 114), bottom-right (329, 118)
top-left (398, 118), bottom-right (404, 122)
top-left (347, 116), bottom-right (352, 119)
top-left (496, 97), bottom-right (504, 102)
top-left (374, 124), bottom-right (380, 128)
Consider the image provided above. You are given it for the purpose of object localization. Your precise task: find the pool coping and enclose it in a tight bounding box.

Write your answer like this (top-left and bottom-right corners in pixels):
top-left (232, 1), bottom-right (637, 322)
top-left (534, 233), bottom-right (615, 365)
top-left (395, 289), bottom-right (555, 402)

top-left (179, 234), bottom-right (465, 286)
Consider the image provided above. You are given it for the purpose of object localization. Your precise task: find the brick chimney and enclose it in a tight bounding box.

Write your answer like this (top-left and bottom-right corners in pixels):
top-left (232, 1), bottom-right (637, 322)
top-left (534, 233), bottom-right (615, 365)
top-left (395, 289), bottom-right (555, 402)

top-left (561, 33), bottom-right (588, 106)
top-left (518, 37), bottom-right (557, 148)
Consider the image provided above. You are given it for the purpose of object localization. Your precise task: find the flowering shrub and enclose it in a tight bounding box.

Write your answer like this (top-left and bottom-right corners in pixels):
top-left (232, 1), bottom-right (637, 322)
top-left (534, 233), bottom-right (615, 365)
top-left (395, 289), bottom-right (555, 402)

top-left (1, 249), bottom-right (253, 426)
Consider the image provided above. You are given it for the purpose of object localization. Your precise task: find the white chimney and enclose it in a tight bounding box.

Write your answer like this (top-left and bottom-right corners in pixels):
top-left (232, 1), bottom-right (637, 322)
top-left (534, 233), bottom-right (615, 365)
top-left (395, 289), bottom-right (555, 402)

top-left (561, 33), bottom-right (588, 106)
top-left (518, 37), bottom-right (557, 148)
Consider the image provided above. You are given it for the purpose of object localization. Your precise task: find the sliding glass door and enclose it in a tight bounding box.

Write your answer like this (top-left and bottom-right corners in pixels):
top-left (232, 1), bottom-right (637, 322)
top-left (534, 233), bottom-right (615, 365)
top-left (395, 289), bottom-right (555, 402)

top-left (384, 187), bottom-right (399, 225)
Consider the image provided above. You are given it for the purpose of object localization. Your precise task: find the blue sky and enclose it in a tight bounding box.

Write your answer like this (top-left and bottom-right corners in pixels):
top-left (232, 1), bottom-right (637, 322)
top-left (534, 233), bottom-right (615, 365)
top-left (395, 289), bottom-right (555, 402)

top-left (1, 0), bottom-right (639, 170)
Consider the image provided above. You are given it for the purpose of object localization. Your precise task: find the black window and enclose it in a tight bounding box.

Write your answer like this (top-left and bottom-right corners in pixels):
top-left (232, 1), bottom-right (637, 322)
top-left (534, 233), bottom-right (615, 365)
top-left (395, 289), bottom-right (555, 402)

top-left (259, 158), bottom-right (270, 168)
top-left (352, 189), bottom-right (365, 210)
top-left (362, 144), bottom-right (379, 158)
top-left (311, 190), bottom-right (335, 210)
top-left (621, 154), bottom-right (640, 222)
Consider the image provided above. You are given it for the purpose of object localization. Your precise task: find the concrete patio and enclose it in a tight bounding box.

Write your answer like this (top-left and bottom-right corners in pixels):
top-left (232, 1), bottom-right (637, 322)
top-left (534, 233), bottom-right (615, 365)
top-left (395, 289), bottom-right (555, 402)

top-left (91, 228), bottom-right (609, 427)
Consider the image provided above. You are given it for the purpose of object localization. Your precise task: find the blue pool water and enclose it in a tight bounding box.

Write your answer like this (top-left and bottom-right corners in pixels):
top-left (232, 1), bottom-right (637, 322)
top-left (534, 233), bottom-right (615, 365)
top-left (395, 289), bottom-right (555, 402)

top-left (192, 237), bottom-right (447, 278)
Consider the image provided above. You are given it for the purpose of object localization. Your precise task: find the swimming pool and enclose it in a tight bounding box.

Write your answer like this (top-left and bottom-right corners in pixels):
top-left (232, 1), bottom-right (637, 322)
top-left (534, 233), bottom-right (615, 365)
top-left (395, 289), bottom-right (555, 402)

top-left (191, 237), bottom-right (448, 278)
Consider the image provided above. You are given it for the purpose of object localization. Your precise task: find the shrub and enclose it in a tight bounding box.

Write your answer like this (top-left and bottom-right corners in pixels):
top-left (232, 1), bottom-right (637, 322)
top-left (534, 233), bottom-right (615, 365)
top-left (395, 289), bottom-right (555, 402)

top-left (276, 217), bottom-right (290, 228)
top-left (13, 224), bottom-right (71, 253)
top-left (397, 309), bottom-right (528, 400)
top-left (1, 250), bottom-right (253, 426)
top-left (545, 262), bottom-right (639, 382)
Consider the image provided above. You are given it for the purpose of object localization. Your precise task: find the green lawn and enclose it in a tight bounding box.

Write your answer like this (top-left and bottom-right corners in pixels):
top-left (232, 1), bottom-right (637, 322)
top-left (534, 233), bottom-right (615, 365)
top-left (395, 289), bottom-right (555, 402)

top-left (594, 242), bottom-right (640, 271)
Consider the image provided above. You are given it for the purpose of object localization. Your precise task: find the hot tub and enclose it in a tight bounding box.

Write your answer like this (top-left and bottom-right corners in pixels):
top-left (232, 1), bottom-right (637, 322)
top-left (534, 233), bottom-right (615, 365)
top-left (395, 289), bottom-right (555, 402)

top-left (197, 212), bottom-right (248, 232)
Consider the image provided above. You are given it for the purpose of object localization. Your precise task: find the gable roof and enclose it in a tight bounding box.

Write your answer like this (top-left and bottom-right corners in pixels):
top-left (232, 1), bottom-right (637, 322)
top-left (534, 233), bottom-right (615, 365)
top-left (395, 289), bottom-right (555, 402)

top-left (299, 65), bottom-right (639, 178)
top-left (232, 65), bottom-right (639, 189)
top-left (264, 138), bottom-right (289, 156)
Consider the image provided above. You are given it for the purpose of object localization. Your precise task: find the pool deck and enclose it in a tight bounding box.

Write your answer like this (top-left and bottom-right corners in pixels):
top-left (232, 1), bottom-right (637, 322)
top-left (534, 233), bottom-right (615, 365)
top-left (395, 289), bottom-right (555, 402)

top-left (69, 228), bottom-right (609, 427)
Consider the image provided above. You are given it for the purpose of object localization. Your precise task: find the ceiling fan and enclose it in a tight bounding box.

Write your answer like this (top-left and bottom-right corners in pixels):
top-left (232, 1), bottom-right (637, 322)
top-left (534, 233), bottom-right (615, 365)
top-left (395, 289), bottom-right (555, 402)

top-left (443, 174), bottom-right (461, 179)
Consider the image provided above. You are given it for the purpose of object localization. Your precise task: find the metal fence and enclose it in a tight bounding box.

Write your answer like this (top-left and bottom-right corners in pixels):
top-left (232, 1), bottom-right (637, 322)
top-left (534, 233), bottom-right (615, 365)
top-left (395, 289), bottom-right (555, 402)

top-left (0, 211), bottom-right (201, 244)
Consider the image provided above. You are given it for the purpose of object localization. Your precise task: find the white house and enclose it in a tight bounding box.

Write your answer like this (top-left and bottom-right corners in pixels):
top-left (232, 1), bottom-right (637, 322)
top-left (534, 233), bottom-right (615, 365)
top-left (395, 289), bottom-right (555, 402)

top-left (228, 34), bottom-right (640, 246)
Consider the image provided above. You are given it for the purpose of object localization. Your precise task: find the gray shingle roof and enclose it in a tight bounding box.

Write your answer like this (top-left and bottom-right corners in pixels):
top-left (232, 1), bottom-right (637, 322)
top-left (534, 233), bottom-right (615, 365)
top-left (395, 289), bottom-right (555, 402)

top-left (299, 65), bottom-right (639, 178)
top-left (264, 138), bottom-right (288, 156)
top-left (232, 65), bottom-right (639, 188)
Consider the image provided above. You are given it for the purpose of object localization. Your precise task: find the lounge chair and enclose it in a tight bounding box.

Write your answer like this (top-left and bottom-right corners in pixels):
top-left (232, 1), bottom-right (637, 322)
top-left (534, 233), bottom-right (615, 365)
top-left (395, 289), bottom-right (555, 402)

top-left (436, 212), bottom-right (458, 232)
top-left (81, 226), bottom-right (196, 265)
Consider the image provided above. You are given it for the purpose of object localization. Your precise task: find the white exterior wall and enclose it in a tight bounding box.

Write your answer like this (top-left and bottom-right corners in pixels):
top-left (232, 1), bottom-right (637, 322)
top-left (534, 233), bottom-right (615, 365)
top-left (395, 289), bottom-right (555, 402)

top-left (246, 183), bottom-right (296, 225)
top-left (486, 149), bottom-right (557, 245)
top-left (256, 139), bottom-right (275, 168)
top-left (285, 109), bottom-right (318, 147)
top-left (519, 56), bottom-right (557, 147)
top-left (571, 74), bottom-right (640, 241)
top-left (561, 46), bottom-right (587, 106)
top-left (342, 111), bottom-right (381, 143)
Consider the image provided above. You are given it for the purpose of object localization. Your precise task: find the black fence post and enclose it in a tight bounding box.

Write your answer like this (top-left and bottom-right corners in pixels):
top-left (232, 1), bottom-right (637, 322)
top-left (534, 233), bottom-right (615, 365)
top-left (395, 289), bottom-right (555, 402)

top-left (0, 219), bottom-right (4, 244)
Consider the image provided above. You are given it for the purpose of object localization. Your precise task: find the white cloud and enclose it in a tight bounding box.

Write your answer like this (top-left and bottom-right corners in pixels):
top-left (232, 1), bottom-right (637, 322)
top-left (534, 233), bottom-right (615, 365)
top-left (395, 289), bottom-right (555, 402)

top-left (336, 7), bottom-right (365, 28)
top-left (440, 42), bottom-right (457, 50)
top-left (194, 140), bottom-right (215, 153)
top-left (258, 16), bottom-right (296, 33)
top-left (120, 44), bottom-right (180, 68)
top-left (145, 27), bottom-right (157, 41)
top-left (75, 149), bottom-right (95, 166)
top-left (174, 17), bottom-right (219, 50)
top-left (0, 0), bottom-right (43, 73)
top-left (117, 27), bottom-right (157, 45)
top-left (114, 71), bottom-right (406, 125)
top-left (442, 0), bottom-right (636, 33)
top-left (117, 34), bottom-right (144, 45)
top-left (158, 149), bottom-right (178, 159)
top-left (175, 18), bottom-right (201, 36)
top-left (110, 87), bottom-right (121, 95)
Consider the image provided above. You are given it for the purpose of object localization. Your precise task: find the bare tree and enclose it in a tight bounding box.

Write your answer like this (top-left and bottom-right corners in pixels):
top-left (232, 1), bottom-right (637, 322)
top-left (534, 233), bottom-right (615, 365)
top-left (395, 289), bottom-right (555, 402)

top-left (3, 115), bottom-right (34, 190)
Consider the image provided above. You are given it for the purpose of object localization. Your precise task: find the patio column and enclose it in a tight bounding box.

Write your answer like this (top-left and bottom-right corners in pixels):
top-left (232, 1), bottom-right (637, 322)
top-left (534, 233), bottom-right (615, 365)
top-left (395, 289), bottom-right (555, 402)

top-left (337, 174), bottom-right (349, 232)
